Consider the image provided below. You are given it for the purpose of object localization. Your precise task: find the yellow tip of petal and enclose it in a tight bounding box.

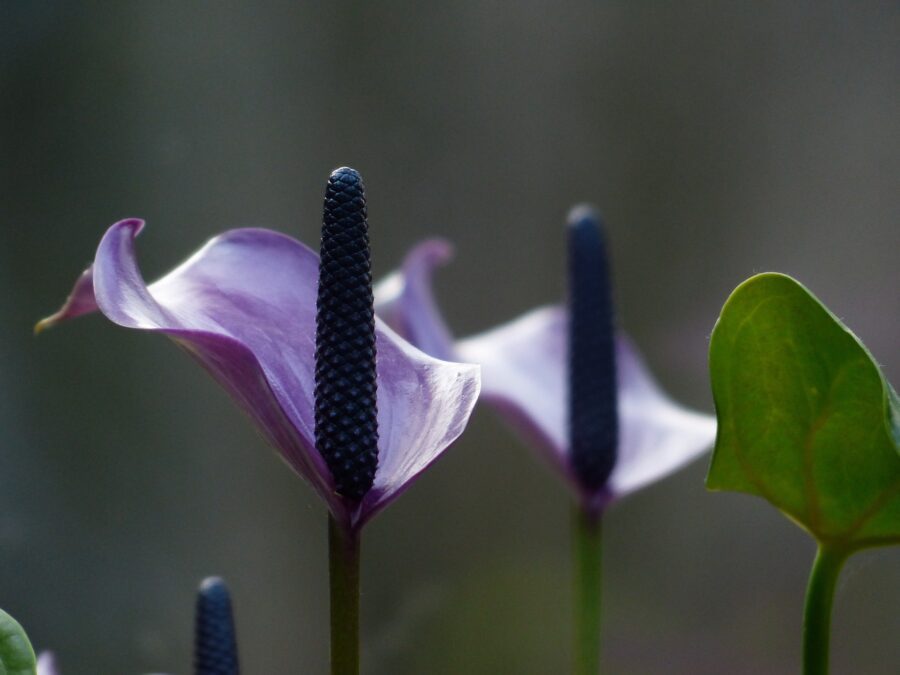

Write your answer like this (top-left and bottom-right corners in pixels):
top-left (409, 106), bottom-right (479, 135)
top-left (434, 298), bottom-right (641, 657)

top-left (34, 315), bottom-right (58, 336)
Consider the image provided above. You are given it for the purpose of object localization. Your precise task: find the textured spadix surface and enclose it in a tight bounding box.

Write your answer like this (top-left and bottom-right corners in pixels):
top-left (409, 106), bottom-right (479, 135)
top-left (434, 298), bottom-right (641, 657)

top-left (314, 167), bottom-right (380, 502)
top-left (194, 577), bottom-right (239, 675)
top-left (41, 221), bottom-right (480, 529)
top-left (707, 273), bottom-right (900, 549)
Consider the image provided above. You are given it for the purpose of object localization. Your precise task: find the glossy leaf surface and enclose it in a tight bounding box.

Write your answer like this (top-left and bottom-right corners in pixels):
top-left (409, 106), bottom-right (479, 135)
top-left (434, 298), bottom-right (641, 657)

top-left (0, 609), bottom-right (36, 675)
top-left (707, 273), bottom-right (900, 550)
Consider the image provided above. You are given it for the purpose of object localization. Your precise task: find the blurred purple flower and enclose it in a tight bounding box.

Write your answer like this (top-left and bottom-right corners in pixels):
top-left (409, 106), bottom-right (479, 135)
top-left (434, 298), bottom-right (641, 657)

top-left (375, 239), bottom-right (716, 514)
top-left (38, 220), bottom-right (480, 530)
top-left (36, 652), bottom-right (59, 675)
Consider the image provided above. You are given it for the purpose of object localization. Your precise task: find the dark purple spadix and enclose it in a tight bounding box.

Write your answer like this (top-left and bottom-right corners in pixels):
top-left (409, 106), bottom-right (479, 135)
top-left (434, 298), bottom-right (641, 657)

top-left (314, 167), bottom-right (379, 502)
top-left (567, 205), bottom-right (618, 493)
top-left (194, 577), bottom-right (240, 675)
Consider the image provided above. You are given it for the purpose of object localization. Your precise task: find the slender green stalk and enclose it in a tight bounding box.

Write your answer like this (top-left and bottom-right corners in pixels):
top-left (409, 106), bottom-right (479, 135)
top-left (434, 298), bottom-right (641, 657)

top-left (573, 507), bottom-right (603, 675)
top-left (802, 545), bottom-right (847, 675)
top-left (329, 515), bottom-right (361, 675)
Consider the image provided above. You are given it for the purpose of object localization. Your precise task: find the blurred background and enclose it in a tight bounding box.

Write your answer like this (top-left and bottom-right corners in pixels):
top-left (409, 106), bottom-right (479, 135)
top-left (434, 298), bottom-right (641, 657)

top-left (2, 2), bottom-right (898, 673)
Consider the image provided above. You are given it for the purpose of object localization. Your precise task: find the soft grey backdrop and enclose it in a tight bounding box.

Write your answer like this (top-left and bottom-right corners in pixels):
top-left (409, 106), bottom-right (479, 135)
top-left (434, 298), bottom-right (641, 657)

top-left (2, 3), bottom-right (898, 673)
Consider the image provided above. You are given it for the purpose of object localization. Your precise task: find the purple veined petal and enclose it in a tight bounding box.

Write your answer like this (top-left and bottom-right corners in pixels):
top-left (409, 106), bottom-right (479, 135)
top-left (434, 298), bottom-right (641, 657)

top-left (91, 219), bottom-right (342, 517)
top-left (358, 321), bottom-right (480, 525)
top-left (46, 220), bottom-right (480, 529)
top-left (373, 239), bottom-right (457, 361)
top-left (456, 305), bottom-right (716, 509)
top-left (36, 651), bottom-right (60, 675)
top-left (370, 240), bottom-right (481, 523)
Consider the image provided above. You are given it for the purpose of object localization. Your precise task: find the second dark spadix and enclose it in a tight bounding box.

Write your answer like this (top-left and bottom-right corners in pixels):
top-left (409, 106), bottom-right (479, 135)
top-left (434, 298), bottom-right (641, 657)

top-left (567, 205), bottom-right (618, 493)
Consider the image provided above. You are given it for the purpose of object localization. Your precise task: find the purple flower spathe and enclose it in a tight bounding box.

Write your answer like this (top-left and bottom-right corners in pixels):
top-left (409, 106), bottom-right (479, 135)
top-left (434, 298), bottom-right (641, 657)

top-left (375, 240), bottom-right (716, 512)
top-left (40, 221), bottom-right (480, 530)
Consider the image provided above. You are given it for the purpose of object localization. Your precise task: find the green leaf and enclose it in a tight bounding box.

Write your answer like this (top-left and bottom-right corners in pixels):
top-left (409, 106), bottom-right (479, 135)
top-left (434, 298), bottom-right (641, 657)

top-left (0, 609), bottom-right (36, 675)
top-left (707, 273), bottom-right (900, 551)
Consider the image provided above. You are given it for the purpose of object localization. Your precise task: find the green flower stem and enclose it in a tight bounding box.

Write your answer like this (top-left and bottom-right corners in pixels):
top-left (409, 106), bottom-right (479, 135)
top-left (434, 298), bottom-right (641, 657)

top-left (573, 507), bottom-right (603, 675)
top-left (329, 515), bottom-right (361, 675)
top-left (802, 545), bottom-right (848, 675)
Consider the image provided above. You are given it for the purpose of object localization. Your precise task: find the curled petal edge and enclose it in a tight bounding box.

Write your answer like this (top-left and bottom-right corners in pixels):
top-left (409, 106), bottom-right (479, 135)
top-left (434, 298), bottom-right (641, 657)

top-left (374, 238), bottom-right (457, 361)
